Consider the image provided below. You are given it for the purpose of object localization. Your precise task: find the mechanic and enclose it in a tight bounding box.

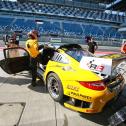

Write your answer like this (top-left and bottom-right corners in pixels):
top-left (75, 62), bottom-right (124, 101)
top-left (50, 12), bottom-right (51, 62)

top-left (11, 32), bottom-right (20, 46)
top-left (26, 30), bottom-right (44, 87)
top-left (87, 36), bottom-right (98, 54)
top-left (4, 32), bottom-right (20, 48)
top-left (7, 35), bottom-right (20, 58)
top-left (121, 41), bottom-right (126, 54)
top-left (8, 36), bottom-right (19, 47)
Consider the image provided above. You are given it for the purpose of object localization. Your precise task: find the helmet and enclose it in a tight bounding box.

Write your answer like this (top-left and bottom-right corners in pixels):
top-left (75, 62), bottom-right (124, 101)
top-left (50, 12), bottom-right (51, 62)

top-left (27, 30), bottom-right (39, 39)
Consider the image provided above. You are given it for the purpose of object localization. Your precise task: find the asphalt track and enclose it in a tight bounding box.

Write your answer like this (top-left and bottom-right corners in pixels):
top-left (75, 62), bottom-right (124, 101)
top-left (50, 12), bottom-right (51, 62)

top-left (0, 46), bottom-right (126, 126)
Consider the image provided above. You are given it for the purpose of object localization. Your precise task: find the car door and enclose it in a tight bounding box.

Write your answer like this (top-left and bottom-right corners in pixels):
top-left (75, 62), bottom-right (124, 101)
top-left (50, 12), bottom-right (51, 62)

top-left (0, 47), bottom-right (30, 74)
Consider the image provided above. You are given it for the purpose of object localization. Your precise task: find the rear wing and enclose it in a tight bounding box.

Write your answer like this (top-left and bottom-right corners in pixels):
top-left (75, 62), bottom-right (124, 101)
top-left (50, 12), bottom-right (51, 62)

top-left (111, 55), bottom-right (126, 68)
top-left (100, 53), bottom-right (126, 67)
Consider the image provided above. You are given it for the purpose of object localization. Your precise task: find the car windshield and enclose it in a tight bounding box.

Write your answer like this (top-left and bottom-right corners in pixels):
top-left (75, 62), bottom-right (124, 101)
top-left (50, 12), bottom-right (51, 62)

top-left (65, 48), bottom-right (93, 62)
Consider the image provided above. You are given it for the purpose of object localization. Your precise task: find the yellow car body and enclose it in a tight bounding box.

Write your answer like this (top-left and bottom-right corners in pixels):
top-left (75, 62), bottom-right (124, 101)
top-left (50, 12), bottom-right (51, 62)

top-left (43, 45), bottom-right (125, 113)
top-left (0, 44), bottom-right (125, 114)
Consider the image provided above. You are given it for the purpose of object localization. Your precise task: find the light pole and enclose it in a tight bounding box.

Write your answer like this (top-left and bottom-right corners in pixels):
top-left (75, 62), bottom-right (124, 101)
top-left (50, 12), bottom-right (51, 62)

top-left (35, 19), bottom-right (44, 42)
top-left (35, 19), bottom-right (44, 31)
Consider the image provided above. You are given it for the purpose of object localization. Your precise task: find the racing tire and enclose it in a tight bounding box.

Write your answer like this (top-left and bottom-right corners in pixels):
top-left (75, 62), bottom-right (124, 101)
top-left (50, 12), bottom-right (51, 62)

top-left (47, 73), bottom-right (63, 102)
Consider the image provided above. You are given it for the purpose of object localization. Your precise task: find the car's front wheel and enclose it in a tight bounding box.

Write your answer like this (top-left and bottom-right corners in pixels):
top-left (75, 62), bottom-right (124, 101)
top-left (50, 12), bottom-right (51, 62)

top-left (47, 73), bottom-right (63, 102)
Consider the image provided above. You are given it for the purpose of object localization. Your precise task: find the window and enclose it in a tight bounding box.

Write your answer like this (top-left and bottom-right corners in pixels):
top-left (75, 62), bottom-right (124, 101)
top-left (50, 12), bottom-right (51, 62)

top-left (5, 48), bottom-right (28, 58)
top-left (52, 52), bottom-right (69, 64)
top-left (65, 48), bottom-right (93, 62)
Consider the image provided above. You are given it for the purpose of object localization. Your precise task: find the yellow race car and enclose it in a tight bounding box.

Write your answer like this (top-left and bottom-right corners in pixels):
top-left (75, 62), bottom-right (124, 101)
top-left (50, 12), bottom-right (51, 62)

top-left (0, 44), bottom-right (125, 113)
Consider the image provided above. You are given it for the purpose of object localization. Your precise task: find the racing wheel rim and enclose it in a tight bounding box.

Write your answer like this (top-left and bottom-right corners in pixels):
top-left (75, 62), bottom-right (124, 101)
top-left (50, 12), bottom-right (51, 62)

top-left (47, 76), bottom-right (60, 99)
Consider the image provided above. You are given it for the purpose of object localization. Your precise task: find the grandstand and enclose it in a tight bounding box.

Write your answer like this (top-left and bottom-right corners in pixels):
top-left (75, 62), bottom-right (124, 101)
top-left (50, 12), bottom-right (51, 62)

top-left (0, 0), bottom-right (126, 46)
top-left (107, 0), bottom-right (126, 38)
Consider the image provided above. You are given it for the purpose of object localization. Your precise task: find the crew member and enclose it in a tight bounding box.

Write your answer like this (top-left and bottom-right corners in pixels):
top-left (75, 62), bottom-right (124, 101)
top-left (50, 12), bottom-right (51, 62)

top-left (7, 36), bottom-right (19, 58)
top-left (26, 30), bottom-right (44, 86)
top-left (11, 32), bottom-right (20, 46)
top-left (87, 36), bottom-right (98, 54)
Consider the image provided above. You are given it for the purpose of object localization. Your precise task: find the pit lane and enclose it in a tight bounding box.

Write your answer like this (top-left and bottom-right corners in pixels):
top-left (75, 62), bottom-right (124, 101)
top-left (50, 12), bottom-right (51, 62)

top-left (0, 46), bottom-right (126, 126)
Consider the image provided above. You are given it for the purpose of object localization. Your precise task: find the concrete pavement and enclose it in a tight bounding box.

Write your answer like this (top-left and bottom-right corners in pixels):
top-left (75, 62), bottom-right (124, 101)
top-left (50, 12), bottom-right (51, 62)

top-left (0, 68), bottom-right (126, 126)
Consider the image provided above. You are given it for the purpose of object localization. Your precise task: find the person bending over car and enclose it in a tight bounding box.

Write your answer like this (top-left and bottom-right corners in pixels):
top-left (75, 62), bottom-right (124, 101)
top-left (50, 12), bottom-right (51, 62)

top-left (26, 30), bottom-right (44, 87)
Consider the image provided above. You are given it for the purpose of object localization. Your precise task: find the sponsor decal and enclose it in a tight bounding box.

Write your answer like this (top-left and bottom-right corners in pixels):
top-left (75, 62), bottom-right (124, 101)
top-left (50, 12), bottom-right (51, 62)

top-left (67, 85), bottom-right (79, 92)
top-left (87, 60), bottom-right (104, 72)
top-left (80, 57), bottom-right (112, 75)
top-left (67, 91), bottom-right (91, 100)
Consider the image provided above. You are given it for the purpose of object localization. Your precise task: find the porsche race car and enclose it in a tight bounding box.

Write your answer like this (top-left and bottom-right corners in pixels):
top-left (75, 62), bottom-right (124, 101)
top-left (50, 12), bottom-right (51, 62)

top-left (0, 44), bottom-right (125, 113)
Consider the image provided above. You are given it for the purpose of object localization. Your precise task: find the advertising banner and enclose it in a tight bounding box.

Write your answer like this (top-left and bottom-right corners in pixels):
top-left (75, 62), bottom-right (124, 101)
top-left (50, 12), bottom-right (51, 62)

top-left (50, 38), bottom-right (61, 43)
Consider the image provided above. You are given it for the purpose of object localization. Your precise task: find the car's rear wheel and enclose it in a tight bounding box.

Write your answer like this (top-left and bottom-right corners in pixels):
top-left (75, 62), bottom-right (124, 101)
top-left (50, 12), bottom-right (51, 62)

top-left (47, 73), bottom-right (63, 102)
